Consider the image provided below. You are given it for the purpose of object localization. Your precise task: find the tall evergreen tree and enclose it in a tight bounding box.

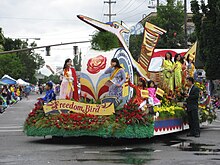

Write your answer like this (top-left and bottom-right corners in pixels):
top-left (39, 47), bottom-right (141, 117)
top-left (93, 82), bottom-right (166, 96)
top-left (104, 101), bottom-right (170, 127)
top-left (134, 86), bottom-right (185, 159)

top-left (191, 0), bottom-right (220, 79)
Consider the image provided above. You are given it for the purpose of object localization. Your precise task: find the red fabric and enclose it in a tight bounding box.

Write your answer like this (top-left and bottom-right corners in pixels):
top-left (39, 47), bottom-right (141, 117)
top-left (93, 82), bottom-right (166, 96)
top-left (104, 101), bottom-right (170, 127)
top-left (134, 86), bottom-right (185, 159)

top-left (128, 80), bottom-right (146, 105)
top-left (70, 68), bottom-right (79, 101)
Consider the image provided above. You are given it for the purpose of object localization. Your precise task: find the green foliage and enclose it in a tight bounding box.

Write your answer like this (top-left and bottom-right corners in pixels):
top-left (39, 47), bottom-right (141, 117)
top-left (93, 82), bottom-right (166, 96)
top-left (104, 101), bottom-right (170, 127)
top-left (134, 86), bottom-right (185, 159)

top-left (0, 53), bottom-right (24, 79)
top-left (41, 74), bottom-right (60, 84)
top-left (24, 101), bottom-right (154, 138)
top-left (129, 34), bottom-right (143, 61)
top-left (191, 0), bottom-right (220, 79)
top-left (91, 31), bottom-right (120, 51)
top-left (149, 0), bottom-right (185, 48)
top-left (0, 35), bottom-right (45, 83)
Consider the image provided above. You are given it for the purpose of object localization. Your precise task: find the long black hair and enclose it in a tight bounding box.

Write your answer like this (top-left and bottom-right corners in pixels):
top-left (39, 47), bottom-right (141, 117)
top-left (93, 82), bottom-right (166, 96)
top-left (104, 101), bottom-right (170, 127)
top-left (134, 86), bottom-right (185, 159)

top-left (148, 80), bottom-right (157, 88)
top-left (187, 54), bottom-right (194, 64)
top-left (174, 53), bottom-right (181, 63)
top-left (63, 58), bottom-right (72, 70)
top-left (111, 58), bottom-right (122, 68)
top-left (165, 52), bottom-right (173, 63)
top-left (139, 77), bottom-right (147, 89)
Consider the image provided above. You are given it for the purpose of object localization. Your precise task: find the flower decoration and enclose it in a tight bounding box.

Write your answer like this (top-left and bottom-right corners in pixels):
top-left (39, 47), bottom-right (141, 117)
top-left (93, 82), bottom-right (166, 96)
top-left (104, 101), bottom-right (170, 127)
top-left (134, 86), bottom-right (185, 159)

top-left (87, 55), bottom-right (107, 74)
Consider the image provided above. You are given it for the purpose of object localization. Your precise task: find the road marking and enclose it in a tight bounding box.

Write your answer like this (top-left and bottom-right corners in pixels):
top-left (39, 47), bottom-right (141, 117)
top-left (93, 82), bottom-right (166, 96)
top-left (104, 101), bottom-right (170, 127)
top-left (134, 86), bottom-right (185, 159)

top-left (207, 128), bottom-right (220, 131)
top-left (0, 126), bottom-right (23, 129)
top-left (0, 129), bottom-right (23, 132)
top-left (84, 151), bottom-right (100, 154)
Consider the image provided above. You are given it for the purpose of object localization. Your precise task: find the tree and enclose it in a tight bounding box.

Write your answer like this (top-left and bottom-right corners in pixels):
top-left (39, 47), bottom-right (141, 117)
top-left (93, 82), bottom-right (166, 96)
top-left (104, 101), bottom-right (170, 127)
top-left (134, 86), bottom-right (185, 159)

top-left (91, 31), bottom-right (120, 51)
top-left (0, 53), bottom-right (24, 79)
top-left (42, 74), bottom-right (60, 84)
top-left (1, 35), bottom-right (45, 83)
top-left (129, 34), bottom-right (143, 61)
top-left (149, 0), bottom-right (185, 48)
top-left (191, 0), bottom-right (220, 79)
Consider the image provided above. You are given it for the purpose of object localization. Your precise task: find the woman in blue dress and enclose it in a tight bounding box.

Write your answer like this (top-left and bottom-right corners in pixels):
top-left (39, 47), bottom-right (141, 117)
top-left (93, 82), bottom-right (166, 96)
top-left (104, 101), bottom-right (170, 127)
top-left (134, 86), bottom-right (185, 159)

top-left (104, 58), bottom-right (126, 99)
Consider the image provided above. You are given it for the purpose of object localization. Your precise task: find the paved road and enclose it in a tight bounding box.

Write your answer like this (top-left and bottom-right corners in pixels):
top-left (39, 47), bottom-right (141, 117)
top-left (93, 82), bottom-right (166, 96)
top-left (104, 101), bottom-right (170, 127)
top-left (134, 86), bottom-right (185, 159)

top-left (0, 94), bottom-right (220, 165)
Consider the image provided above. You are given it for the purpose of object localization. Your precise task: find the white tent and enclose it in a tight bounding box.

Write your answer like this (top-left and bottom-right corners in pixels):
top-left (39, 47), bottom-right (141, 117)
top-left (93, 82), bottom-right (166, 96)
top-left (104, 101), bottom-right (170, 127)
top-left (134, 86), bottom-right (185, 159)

top-left (16, 79), bottom-right (30, 86)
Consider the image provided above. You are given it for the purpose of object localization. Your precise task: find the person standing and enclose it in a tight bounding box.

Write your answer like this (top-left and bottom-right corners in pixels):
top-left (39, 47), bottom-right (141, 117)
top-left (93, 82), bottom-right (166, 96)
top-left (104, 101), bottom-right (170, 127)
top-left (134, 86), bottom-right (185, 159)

top-left (187, 54), bottom-right (195, 77)
top-left (59, 58), bottom-right (79, 101)
top-left (181, 56), bottom-right (188, 86)
top-left (186, 77), bottom-right (200, 137)
top-left (104, 58), bottom-right (126, 99)
top-left (147, 80), bottom-right (161, 106)
top-left (174, 53), bottom-right (183, 89)
top-left (24, 85), bottom-right (31, 100)
top-left (162, 52), bottom-right (174, 92)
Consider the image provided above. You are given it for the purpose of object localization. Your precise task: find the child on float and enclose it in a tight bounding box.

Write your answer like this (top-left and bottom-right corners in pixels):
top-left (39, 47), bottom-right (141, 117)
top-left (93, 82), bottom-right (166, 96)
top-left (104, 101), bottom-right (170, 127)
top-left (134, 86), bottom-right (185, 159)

top-left (128, 76), bottom-right (148, 109)
top-left (39, 82), bottom-right (56, 104)
top-left (147, 80), bottom-right (161, 106)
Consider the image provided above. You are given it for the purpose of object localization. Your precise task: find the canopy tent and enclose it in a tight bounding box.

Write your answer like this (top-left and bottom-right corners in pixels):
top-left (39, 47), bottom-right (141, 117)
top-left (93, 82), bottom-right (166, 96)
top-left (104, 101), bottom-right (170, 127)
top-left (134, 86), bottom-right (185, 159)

top-left (0, 75), bottom-right (16, 85)
top-left (0, 80), bottom-right (7, 85)
top-left (16, 78), bottom-right (30, 86)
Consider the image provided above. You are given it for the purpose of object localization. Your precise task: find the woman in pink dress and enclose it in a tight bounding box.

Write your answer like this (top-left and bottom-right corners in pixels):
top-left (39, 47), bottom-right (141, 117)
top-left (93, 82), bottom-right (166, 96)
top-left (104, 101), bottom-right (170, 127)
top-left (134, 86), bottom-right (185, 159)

top-left (59, 58), bottom-right (79, 101)
top-left (147, 80), bottom-right (160, 106)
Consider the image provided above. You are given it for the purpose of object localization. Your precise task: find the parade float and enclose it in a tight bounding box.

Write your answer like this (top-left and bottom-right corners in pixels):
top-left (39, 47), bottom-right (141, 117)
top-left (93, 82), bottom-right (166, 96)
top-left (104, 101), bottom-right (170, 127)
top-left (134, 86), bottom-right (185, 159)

top-left (24, 15), bottom-right (216, 138)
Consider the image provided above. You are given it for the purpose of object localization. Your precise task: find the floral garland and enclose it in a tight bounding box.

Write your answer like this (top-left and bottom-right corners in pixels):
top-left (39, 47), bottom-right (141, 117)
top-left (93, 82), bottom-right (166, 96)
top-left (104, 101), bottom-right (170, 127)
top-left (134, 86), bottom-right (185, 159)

top-left (153, 105), bottom-right (187, 121)
top-left (24, 100), bottom-right (154, 138)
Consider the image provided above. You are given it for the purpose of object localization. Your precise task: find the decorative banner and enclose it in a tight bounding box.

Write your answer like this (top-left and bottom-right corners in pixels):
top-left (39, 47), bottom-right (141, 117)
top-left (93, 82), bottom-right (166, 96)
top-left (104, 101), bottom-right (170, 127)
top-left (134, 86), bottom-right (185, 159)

top-left (43, 99), bottom-right (114, 115)
top-left (156, 87), bottom-right (164, 97)
top-left (184, 41), bottom-right (197, 62)
top-left (141, 90), bottom-right (149, 98)
top-left (139, 22), bottom-right (166, 71)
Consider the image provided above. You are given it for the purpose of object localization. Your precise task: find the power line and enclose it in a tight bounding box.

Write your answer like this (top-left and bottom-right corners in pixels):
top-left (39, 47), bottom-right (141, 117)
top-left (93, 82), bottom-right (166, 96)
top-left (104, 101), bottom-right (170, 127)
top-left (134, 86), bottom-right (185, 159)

top-left (119, 9), bottom-right (148, 21)
top-left (115, 0), bottom-right (134, 14)
top-left (118, 0), bottom-right (148, 15)
top-left (116, 0), bottom-right (148, 21)
top-left (104, 0), bottom-right (116, 22)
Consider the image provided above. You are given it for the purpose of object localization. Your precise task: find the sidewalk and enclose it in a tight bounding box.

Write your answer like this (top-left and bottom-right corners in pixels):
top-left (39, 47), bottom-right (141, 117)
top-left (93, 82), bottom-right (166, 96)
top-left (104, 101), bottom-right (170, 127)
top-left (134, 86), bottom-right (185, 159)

top-left (0, 94), bottom-right (39, 127)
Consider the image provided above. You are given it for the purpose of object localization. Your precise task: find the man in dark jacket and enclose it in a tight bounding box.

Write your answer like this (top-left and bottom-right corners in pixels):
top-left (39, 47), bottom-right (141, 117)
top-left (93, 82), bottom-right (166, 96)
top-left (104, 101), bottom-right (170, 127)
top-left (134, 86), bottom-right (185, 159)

top-left (186, 77), bottom-right (200, 137)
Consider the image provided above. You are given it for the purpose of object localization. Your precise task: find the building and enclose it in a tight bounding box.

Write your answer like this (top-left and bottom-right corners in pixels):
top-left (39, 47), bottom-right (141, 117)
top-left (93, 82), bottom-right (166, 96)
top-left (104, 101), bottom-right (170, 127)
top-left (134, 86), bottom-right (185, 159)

top-left (35, 71), bottom-right (47, 84)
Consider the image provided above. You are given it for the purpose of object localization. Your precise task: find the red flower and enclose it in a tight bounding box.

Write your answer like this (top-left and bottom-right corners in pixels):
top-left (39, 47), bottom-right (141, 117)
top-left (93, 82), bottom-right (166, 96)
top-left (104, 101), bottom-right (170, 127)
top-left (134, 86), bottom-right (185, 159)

top-left (87, 55), bottom-right (107, 74)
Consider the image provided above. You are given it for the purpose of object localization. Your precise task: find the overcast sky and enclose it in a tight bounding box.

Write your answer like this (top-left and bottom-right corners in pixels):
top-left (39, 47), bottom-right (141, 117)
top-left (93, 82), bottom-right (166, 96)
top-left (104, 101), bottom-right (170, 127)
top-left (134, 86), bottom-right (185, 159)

top-left (0, 0), bottom-right (193, 76)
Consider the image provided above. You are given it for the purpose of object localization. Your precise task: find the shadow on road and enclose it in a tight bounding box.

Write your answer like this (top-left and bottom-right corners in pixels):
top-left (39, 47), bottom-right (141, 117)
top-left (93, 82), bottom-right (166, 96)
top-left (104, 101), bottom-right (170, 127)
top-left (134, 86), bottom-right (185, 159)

top-left (28, 130), bottom-right (188, 146)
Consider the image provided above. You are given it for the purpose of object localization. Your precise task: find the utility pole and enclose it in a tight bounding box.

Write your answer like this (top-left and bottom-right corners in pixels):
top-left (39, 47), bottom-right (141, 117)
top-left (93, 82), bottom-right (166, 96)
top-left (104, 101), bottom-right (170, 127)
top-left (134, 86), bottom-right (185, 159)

top-left (184, 0), bottom-right (187, 48)
top-left (157, 0), bottom-right (159, 8)
top-left (104, 0), bottom-right (116, 22)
